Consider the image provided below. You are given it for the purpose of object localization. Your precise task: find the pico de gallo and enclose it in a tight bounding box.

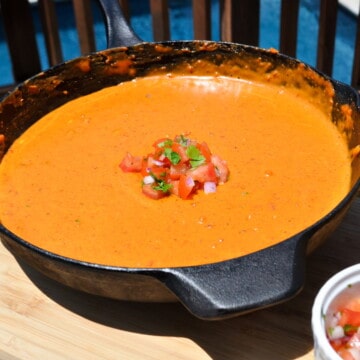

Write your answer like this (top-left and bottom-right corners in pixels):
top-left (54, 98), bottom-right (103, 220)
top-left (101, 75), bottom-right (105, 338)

top-left (119, 134), bottom-right (229, 200)
top-left (327, 294), bottom-right (360, 360)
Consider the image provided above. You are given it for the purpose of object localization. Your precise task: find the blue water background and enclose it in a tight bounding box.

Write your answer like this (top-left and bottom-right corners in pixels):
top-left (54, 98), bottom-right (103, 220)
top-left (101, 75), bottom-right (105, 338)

top-left (0, 0), bottom-right (357, 86)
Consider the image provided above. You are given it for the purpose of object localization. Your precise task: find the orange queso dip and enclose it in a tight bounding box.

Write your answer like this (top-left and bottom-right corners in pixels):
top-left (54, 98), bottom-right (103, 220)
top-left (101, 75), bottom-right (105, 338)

top-left (0, 75), bottom-right (352, 268)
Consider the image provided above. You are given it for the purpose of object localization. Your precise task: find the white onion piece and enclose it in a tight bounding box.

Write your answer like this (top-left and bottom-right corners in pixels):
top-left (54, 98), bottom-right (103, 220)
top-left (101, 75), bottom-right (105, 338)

top-left (186, 176), bottom-right (195, 187)
top-left (204, 182), bottom-right (217, 194)
top-left (153, 160), bottom-right (165, 166)
top-left (328, 325), bottom-right (344, 340)
top-left (143, 175), bottom-right (155, 185)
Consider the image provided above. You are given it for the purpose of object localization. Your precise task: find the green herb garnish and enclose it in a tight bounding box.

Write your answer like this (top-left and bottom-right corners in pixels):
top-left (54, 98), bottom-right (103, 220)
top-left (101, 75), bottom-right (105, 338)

top-left (344, 324), bottom-right (359, 335)
top-left (157, 139), bottom-right (173, 148)
top-left (186, 145), bottom-right (206, 168)
top-left (164, 148), bottom-right (181, 165)
top-left (153, 180), bottom-right (172, 193)
top-left (175, 134), bottom-right (189, 146)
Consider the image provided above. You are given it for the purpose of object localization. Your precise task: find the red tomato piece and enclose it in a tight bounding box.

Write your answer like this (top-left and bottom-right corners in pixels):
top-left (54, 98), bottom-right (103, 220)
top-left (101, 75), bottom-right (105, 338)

top-left (146, 155), bottom-right (161, 168)
top-left (330, 339), bottom-right (345, 352)
top-left (197, 141), bottom-right (212, 162)
top-left (211, 154), bottom-right (229, 184)
top-left (153, 137), bottom-right (171, 150)
top-left (178, 174), bottom-right (195, 199)
top-left (169, 163), bottom-right (188, 180)
top-left (338, 349), bottom-right (356, 360)
top-left (168, 179), bottom-right (180, 196)
top-left (339, 308), bottom-right (360, 328)
top-left (149, 166), bottom-right (169, 180)
top-left (345, 298), bottom-right (360, 312)
top-left (140, 158), bottom-right (150, 176)
top-left (142, 184), bottom-right (167, 200)
top-left (171, 142), bottom-right (189, 163)
top-left (119, 153), bottom-right (143, 172)
top-left (189, 163), bottom-right (218, 183)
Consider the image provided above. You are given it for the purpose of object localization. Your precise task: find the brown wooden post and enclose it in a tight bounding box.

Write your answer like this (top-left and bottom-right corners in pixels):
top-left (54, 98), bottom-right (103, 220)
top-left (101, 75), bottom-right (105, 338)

top-left (220, 0), bottom-right (260, 46)
top-left (192, 0), bottom-right (211, 40)
top-left (316, 0), bottom-right (338, 76)
top-left (150, 0), bottom-right (170, 41)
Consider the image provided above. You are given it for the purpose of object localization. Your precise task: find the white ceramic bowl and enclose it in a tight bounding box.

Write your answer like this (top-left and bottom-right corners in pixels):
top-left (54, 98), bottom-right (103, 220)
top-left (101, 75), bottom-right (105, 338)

top-left (312, 263), bottom-right (360, 360)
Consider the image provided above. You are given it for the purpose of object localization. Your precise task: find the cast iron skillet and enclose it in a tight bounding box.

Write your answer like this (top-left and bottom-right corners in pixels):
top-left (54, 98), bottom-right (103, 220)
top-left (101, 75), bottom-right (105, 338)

top-left (0, 0), bottom-right (360, 320)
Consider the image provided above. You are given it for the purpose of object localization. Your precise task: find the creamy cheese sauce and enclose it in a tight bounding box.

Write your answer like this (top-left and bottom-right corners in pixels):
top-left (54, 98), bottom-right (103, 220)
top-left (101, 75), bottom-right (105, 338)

top-left (0, 75), bottom-right (352, 267)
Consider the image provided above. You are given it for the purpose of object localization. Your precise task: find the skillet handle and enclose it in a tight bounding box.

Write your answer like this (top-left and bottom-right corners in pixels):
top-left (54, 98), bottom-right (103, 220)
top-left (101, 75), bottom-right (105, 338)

top-left (160, 234), bottom-right (308, 319)
top-left (98, 0), bottom-right (142, 48)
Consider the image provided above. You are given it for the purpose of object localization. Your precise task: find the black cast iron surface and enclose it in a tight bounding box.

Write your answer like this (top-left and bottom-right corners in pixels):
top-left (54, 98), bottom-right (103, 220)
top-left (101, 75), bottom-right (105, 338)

top-left (0, 0), bottom-right (359, 319)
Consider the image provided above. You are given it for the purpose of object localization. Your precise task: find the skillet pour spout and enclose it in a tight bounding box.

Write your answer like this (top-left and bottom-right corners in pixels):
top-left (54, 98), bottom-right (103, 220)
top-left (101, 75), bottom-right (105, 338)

top-left (0, 0), bottom-right (360, 320)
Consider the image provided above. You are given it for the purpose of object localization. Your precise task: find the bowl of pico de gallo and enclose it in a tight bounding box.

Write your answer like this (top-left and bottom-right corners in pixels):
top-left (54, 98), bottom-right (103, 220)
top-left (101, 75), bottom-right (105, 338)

top-left (312, 263), bottom-right (360, 360)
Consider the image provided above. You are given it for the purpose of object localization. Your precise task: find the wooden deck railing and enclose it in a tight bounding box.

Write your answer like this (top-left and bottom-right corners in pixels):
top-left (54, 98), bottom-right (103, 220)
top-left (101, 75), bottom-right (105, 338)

top-left (0, 0), bottom-right (359, 97)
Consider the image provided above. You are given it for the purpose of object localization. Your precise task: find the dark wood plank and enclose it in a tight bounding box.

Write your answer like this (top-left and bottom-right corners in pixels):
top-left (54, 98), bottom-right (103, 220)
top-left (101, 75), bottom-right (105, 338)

top-left (279, 0), bottom-right (300, 57)
top-left (219, 0), bottom-right (260, 45)
top-left (119, 0), bottom-right (130, 21)
top-left (351, 3), bottom-right (360, 89)
top-left (72, 0), bottom-right (96, 55)
top-left (38, 0), bottom-right (63, 66)
top-left (150, 0), bottom-right (170, 41)
top-left (192, 0), bottom-right (211, 40)
top-left (0, 0), bottom-right (41, 82)
top-left (316, 0), bottom-right (338, 76)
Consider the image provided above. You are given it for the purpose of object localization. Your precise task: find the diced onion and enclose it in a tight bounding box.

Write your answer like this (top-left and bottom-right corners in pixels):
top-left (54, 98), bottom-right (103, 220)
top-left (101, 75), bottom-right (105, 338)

top-left (186, 176), bottom-right (195, 187)
top-left (328, 325), bottom-right (344, 340)
top-left (153, 160), bottom-right (165, 166)
top-left (204, 181), bottom-right (217, 194)
top-left (143, 175), bottom-right (155, 185)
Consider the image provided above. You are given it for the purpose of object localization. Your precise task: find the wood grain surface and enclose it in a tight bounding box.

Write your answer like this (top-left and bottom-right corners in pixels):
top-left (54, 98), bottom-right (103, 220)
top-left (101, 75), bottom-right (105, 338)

top-left (1, 198), bottom-right (359, 360)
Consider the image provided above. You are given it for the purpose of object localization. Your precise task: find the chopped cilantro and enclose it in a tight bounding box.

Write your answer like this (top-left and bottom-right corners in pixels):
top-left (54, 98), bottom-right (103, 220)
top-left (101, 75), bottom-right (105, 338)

top-left (153, 180), bottom-right (172, 193)
top-left (164, 148), bottom-right (181, 165)
top-left (149, 171), bottom-right (166, 182)
top-left (186, 145), bottom-right (205, 168)
top-left (175, 134), bottom-right (189, 146)
top-left (344, 324), bottom-right (358, 335)
top-left (157, 139), bottom-right (173, 148)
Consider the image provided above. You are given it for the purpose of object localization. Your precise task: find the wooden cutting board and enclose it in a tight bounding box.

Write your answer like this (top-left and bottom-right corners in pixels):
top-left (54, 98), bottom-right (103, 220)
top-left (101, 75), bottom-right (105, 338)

top-left (1, 197), bottom-right (359, 360)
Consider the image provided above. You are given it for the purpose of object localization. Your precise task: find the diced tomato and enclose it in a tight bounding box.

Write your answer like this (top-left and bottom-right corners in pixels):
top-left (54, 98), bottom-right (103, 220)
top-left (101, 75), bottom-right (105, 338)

top-left (146, 155), bottom-right (161, 168)
top-left (337, 349), bottom-right (356, 360)
top-left (197, 141), bottom-right (212, 162)
top-left (211, 154), bottom-right (229, 184)
top-left (345, 298), bottom-right (360, 312)
top-left (339, 308), bottom-right (360, 328)
top-left (168, 179), bottom-right (180, 196)
top-left (178, 174), bottom-right (195, 199)
top-left (119, 153), bottom-right (143, 172)
top-left (153, 137), bottom-right (171, 150)
top-left (189, 163), bottom-right (218, 183)
top-left (330, 339), bottom-right (345, 352)
top-left (171, 142), bottom-right (189, 163)
top-left (169, 163), bottom-right (188, 180)
top-left (158, 154), bottom-right (172, 167)
top-left (140, 158), bottom-right (149, 176)
top-left (148, 166), bottom-right (168, 180)
top-left (142, 184), bottom-right (167, 200)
